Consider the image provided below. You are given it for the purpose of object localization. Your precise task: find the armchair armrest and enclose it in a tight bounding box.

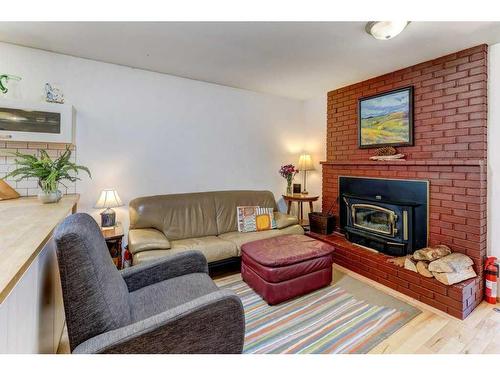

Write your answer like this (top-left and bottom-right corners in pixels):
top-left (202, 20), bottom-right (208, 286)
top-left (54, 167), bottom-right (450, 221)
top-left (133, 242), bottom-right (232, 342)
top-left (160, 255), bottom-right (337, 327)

top-left (120, 250), bottom-right (208, 292)
top-left (128, 228), bottom-right (171, 254)
top-left (72, 290), bottom-right (245, 354)
top-left (274, 211), bottom-right (299, 229)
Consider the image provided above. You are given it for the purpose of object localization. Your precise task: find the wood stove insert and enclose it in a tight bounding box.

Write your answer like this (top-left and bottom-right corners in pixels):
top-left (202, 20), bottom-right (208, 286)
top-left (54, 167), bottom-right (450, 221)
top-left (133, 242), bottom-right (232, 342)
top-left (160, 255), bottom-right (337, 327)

top-left (339, 177), bottom-right (428, 256)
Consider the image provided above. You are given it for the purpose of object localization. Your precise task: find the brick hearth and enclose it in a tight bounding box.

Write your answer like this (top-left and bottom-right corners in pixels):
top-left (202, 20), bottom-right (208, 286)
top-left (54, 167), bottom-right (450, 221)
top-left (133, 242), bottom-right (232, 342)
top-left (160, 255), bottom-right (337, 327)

top-left (319, 45), bottom-right (488, 319)
top-left (308, 232), bottom-right (481, 319)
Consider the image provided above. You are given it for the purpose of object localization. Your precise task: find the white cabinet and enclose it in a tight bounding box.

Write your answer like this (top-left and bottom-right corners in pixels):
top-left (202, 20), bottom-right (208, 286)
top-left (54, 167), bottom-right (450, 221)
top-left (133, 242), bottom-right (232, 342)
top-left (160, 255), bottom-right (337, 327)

top-left (0, 99), bottom-right (75, 144)
top-left (0, 238), bottom-right (65, 353)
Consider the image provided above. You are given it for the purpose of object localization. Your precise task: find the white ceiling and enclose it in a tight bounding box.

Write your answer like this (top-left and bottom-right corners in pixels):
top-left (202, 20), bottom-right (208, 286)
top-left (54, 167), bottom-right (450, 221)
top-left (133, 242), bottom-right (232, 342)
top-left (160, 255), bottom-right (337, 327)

top-left (1, 22), bottom-right (500, 100)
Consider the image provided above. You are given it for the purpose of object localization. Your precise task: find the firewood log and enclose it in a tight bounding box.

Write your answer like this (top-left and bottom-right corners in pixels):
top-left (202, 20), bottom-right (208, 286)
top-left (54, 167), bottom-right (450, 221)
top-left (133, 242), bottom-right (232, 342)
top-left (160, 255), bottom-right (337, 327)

top-left (387, 256), bottom-right (407, 268)
top-left (413, 245), bottom-right (451, 261)
top-left (433, 267), bottom-right (477, 285)
top-left (428, 253), bottom-right (474, 273)
top-left (404, 257), bottom-right (418, 272)
top-left (416, 261), bottom-right (433, 278)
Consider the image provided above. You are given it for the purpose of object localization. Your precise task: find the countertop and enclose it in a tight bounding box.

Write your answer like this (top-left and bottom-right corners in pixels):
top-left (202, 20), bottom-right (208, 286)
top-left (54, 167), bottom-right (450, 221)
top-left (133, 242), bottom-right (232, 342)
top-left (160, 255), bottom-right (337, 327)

top-left (0, 194), bottom-right (79, 303)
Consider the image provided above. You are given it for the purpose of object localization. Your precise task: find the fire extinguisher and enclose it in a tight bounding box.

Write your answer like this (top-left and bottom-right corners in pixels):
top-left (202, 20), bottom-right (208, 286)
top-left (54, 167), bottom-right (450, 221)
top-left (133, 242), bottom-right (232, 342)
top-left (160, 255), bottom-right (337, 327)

top-left (123, 247), bottom-right (132, 268)
top-left (484, 257), bottom-right (498, 304)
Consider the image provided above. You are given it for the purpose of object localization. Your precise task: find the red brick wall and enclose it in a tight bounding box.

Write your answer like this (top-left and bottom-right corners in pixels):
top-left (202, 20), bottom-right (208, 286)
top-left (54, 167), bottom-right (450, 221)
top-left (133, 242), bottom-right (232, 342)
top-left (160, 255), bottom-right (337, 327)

top-left (327, 44), bottom-right (487, 162)
top-left (321, 46), bottom-right (488, 316)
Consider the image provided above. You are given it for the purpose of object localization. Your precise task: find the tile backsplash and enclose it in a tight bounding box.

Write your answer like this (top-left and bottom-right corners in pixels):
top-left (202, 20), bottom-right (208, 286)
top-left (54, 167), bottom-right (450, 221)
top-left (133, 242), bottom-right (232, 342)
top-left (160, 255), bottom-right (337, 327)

top-left (0, 141), bottom-right (77, 197)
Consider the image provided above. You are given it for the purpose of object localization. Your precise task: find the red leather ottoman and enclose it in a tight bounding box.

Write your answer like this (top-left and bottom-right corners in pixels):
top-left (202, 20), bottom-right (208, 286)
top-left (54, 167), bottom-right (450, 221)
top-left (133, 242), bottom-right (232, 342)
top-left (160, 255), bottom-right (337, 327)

top-left (241, 234), bottom-right (334, 305)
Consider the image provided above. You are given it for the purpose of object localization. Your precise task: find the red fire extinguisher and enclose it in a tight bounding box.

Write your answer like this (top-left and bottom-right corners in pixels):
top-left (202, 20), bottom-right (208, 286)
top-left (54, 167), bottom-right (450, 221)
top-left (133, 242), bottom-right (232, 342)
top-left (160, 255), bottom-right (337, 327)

top-left (485, 257), bottom-right (498, 304)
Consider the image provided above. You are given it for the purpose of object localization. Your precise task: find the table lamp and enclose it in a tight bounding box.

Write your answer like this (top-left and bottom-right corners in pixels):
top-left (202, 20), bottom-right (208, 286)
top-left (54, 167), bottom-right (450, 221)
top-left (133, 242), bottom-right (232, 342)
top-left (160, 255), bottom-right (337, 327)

top-left (298, 153), bottom-right (315, 194)
top-left (95, 188), bottom-right (123, 227)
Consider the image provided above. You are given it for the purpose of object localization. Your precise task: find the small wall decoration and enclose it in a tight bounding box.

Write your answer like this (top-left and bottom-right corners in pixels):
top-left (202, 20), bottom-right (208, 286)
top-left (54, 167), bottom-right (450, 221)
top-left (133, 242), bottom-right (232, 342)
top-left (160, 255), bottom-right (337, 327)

top-left (358, 86), bottom-right (413, 149)
top-left (0, 74), bottom-right (22, 94)
top-left (45, 83), bottom-right (65, 103)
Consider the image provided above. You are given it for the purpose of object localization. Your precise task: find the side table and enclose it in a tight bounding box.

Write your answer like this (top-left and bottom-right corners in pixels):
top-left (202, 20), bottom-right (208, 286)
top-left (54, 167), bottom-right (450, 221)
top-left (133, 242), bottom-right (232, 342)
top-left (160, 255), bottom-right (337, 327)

top-left (282, 194), bottom-right (319, 227)
top-left (101, 222), bottom-right (124, 269)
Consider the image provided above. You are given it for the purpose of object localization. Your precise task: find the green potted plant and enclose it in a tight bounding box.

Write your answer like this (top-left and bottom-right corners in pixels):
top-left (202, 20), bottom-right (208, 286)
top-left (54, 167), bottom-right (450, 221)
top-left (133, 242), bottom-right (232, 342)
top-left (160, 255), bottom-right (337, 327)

top-left (3, 147), bottom-right (91, 203)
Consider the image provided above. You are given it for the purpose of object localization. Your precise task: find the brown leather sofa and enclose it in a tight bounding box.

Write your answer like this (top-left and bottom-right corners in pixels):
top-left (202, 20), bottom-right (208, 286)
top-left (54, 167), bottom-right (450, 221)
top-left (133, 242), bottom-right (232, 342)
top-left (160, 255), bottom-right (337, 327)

top-left (128, 190), bottom-right (304, 266)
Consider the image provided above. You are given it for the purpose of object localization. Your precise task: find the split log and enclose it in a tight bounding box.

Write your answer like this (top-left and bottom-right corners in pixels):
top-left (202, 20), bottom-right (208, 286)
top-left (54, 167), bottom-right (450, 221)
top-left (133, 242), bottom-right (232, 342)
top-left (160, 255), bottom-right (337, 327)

top-left (416, 261), bottom-right (433, 278)
top-left (413, 245), bottom-right (451, 261)
top-left (428, 253), bottom-right (474, 273)
top-left (387, 256), bottom-right (407, 268)
top-left (433, 267), bottom-right (477, 285)
top-left (404, 257), bottom-right (418, 272)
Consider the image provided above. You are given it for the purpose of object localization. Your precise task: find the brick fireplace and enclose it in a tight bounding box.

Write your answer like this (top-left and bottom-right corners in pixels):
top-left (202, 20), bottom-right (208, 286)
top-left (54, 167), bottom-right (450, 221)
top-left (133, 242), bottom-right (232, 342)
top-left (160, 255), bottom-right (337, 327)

top-left (315, 45), bottom-right (487, 319)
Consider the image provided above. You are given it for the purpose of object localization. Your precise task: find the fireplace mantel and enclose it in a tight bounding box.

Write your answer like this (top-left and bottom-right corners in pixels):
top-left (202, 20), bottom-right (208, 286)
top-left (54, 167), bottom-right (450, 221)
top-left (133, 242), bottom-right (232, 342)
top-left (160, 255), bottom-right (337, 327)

top-left (321, 159), bottom-right (485, 167)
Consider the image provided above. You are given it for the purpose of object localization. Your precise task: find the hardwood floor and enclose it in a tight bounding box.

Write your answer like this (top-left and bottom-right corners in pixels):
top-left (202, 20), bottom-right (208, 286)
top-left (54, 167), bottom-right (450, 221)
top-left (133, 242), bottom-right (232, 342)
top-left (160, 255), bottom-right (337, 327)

top-left (334, 264), bottom-right (500, 354)
top-left (57, 264), bottom-right (500, 354)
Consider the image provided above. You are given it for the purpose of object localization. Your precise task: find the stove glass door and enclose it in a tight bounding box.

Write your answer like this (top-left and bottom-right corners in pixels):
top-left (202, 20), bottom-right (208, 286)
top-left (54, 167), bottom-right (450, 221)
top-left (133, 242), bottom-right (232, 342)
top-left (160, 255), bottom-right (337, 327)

top-left (351, 204), bottom-right (397, 237)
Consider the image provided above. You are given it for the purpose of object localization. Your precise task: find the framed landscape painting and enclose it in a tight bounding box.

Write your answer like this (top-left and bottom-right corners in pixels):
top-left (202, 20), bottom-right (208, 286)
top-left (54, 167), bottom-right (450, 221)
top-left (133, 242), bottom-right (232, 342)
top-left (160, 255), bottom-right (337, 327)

top-left (358, 86), bottom-right (414, 149)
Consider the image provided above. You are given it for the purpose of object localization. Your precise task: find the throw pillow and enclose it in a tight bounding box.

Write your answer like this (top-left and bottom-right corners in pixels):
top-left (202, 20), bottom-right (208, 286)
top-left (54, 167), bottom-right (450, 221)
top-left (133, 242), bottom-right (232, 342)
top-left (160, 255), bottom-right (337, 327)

top-left (255, 207), bottom-right (277, 231)
top-left (237, 206), bottom-right (258, 233)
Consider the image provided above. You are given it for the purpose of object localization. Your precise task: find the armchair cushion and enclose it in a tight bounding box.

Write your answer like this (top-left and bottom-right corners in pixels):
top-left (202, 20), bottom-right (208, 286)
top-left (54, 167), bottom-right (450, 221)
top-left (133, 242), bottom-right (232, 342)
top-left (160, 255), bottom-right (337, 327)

top-left (72, 290), bottom-right (245, 354)
top-left (128, 228), bottom-right (171, 254)
top-left (274, 212), bottom-right (299, 229)
top-left (121, 250), bottom-right (208, 292)
top-left (129, 273), bottom-right (218, 322)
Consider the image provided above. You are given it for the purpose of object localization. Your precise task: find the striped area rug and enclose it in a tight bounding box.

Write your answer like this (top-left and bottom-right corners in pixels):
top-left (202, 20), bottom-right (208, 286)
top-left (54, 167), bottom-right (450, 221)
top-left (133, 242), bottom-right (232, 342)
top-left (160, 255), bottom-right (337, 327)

top-left (216, 274), bottom-right (419, 354)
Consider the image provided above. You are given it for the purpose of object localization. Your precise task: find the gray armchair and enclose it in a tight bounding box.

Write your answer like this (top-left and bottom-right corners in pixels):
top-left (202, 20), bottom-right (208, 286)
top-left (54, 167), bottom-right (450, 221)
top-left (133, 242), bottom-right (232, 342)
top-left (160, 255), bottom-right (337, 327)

top-left (54, 213), bottom-right (245, 354)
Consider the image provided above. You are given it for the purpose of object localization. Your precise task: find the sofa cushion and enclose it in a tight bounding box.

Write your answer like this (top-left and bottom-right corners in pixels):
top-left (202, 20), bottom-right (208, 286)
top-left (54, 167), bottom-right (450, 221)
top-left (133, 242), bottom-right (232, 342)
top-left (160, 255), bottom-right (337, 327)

top-left (129, 273), bottom-right (218, 322)
top-left (274, 212), bottom-right (299, 229)
top-left (218, 224), bottom-right (304, 254)
top-left (241, 234), bottom-right (334, 267)
top-left (132, 235), bottom-right (238, 265)
top-left (213, 190), bottom-right (277, 235)
top-left (128, 228), bottom-right (171, 254)
top-left (129, 192), bottom-right (218, 240)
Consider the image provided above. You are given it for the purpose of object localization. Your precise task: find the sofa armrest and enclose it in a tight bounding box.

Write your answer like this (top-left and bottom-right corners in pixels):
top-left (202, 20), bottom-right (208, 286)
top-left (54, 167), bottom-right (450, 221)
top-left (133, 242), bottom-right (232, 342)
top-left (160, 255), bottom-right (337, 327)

top-left (274, 212), bottom-right (299, 229)
top-left (72, 290), bottom-right (245, 354)
top-left (120, 251), bottom-right (208, 292)
top-left (128, 228), bottom-right (171, 254)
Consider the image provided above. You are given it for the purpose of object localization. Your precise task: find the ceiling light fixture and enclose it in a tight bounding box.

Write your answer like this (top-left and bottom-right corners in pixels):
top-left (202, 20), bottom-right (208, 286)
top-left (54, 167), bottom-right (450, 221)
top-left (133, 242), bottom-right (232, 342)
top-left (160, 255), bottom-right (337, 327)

top-left (365, 21), bottom-right (410, 40)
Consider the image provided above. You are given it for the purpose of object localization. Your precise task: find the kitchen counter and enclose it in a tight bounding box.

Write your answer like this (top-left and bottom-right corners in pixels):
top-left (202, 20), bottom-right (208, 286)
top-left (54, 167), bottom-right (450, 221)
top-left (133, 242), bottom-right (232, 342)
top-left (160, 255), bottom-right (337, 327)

top-left (0, 194), bottom-right (79, 303)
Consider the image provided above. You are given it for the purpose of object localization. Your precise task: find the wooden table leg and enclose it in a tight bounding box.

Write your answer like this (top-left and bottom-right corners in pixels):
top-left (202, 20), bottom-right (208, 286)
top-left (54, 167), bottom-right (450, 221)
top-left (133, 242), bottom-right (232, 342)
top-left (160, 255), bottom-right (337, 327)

top-left (309, 201), bottom-right (314, 214)
top-left (287, 200), bottom-right (292, 214)
top-left (299, 202), bottom-right (303, 223)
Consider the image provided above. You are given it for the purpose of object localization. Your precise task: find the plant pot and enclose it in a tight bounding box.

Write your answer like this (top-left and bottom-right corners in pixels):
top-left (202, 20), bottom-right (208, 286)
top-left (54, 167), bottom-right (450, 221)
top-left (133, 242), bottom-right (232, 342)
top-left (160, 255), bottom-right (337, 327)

top-left (38, 190), bottom-right (62, 204)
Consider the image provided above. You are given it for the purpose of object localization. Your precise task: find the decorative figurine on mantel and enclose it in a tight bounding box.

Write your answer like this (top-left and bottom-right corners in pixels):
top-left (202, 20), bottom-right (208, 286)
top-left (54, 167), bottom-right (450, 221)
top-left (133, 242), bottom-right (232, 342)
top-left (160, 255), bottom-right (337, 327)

top-left (369, 146), bottom-right (405, 161)
top-left (45, 83), bottom-right (65, 103)
top-left (0, 73), bottom-right (22, 94)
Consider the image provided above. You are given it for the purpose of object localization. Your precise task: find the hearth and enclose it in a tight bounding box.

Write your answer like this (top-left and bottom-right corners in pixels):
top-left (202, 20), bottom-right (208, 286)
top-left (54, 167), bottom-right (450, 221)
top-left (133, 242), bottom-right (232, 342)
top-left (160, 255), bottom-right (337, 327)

top-left (339, 177), bottom-right (428, 256)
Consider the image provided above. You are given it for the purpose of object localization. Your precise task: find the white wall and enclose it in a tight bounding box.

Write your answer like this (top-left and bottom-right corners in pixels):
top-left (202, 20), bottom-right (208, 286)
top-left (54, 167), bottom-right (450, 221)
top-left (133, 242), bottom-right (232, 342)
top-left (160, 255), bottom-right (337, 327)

top-left (302, 95), bottom-right (326, 212)
top-left (488, 43), bottom-right (500, 258)
top-left (0, 42), bottom-right (309, 233)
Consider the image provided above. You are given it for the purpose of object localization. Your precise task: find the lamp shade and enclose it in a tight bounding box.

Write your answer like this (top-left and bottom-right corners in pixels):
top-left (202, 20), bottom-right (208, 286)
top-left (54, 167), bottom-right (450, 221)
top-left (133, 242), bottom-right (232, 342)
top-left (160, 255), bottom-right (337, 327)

top-left (94, 189), bottom-right (123, 209)
top-left (298, 153), bottom-right (315, 171)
